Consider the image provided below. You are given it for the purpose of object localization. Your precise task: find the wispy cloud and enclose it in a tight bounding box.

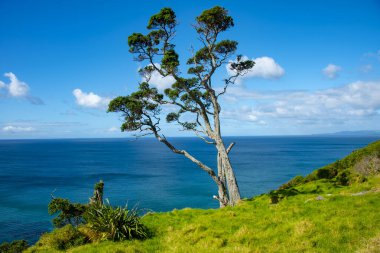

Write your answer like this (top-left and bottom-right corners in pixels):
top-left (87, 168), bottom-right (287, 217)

top-left (2, 125), bottom-right (35, 133)
top-left (363, 49), bottom-right (380, 61)
top-left (322, 64), bottom-right (342, 79)
top-left (108, 126), bottom-right (119, 132)
top-left (227, 56), bottom-right (285, 83)
top-left (0, 72), bottom-right (44, 104)
top-left (360, 64), bottom-right (373, 73)
top-left (73, 89), bottom-right (111, 109)
top-left (222, 80), bottom-right (380, 124)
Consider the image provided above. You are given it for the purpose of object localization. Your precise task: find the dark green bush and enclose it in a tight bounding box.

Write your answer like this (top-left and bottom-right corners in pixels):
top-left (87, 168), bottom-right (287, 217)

top-left (279, 175), bottom-right (305, 190)
top-left (0, 240), bottom-right (28, 253)
top-left (84, 203), bottom-right (148, 241)
top-left (269, 188), bottom-right (300, 204)
top-left (36, 224), bottom-right (87, 250)
top-left (335, 170), bottom-right (350, 186)
top-left (48, 198), bottom-right (87, 228)
top-left (316, 166), bottom-right (338, 180)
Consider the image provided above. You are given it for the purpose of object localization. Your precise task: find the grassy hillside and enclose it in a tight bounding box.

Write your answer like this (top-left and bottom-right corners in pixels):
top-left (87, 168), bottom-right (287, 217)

top-left (26, 140), bottom-right (380, 253)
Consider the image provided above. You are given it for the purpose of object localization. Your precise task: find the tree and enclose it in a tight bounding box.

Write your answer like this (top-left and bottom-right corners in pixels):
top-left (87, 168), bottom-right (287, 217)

top-left (108, 6), bottom-right (254, 207)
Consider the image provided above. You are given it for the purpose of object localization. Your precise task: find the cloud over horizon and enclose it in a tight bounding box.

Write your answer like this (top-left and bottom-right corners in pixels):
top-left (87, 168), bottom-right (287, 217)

top-left (2, 125), bottom-right (35, 133)
top-left (222, 80), bottom-right (380, 125)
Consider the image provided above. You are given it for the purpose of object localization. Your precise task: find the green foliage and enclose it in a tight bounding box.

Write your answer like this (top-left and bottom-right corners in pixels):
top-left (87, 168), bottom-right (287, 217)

top-left (94, 181), bottom-right (104, 191)
top-left (90, 180), bottom-right (104, 206)
top-left (279, 175), bottom-right (305, 190)
top-left (195, 6), bottom-right (234, 34)
top-left (161, 49), bottom-right (179, 72)
top-left (108, 83), bottom-right (163, 133)
top-left (110, 6), bottom-right (254, 144)
top-left (84, 203), bottom-right (148, 241)
top-left (147, 7), bottom-right (176, 30)
top-left (35, 225), bottom-right (87, 251)
top-left (48, 198), bottom-right (87, 228)
top-left (268, 188), bottom-right (300, 204)
top-left (166, 112), bottom-right (179, 123)
top-left (0, 240), bottom-right (28, 253)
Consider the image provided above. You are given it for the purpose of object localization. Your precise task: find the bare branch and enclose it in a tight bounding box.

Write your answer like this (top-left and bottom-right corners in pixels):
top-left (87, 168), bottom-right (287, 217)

top-left (226, 142), bottom-right (235, 154)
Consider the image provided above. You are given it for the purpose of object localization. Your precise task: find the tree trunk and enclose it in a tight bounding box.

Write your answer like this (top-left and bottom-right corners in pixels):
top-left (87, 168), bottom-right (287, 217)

top-left (216, 143), bottom-right (241, 206)
top-left (217, 153), bottom-right (228, 207)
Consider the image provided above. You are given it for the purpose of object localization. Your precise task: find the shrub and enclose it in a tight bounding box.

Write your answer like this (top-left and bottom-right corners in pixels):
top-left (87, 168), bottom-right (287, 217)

top-left (316, 166), bottom-right (338, 180)
top-left (279, 175), bottom-right (305, 190)
top-left (335, 170), bottom-right (350, 186)
top-left (36, 224), bottom-right (87, 250)
top-left (48, 198), bottom-right (87, 228)
top-left (0, 240), bottom-right (28, 253)
top-left (84, 202), bottom-right (148, 241)
top-left (269, 188), bottom-right (300, 204)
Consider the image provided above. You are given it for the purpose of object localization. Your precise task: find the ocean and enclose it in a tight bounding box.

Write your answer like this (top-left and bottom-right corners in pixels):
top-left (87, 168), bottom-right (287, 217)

top-left (0, 136), bottom-right (378, 243)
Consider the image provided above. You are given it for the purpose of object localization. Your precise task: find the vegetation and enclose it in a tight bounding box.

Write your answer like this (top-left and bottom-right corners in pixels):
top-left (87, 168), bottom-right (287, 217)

top-left (26, 140), bottom-right (380, 252)
top-left (108, 6), bottom-right (255, 207)
top-left (27, 181), bottom-right (148, 251)
top-left (48, 198), bottom-right (87, 228)
top-left (84, 202), bottom-right (148, 241)
top-left (31, 225), bottom-right (88, 251)
top-left (0, 240), bottom-right (28, 253)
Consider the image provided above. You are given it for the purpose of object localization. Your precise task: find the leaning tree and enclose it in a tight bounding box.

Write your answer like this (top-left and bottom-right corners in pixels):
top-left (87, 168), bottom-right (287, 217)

top-left (108, 6), bottom-right (254, 207)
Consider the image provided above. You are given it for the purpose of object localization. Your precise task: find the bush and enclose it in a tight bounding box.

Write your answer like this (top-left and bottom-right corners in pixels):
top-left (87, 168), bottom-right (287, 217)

top-left (0, 240), bottom-right (28, 253)
top-left (316, 166), bottom-right (338, 180)
top-left (48, 198), bottom-right (87, 228)
top-left (36, 224), bottom-right (88, 250)
top-left (84, 202), bottom-right (148, 241)
top-left (279, 175), bottom-right (305, 190)
top-left (269, 188), bottom-right (300, 204)
top-left (335, 170), bottom-right (350, 186)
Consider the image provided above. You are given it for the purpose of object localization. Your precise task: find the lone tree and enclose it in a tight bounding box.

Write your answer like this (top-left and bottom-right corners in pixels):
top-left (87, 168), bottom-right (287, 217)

top-left (108, 6), bottom-right (254, 207)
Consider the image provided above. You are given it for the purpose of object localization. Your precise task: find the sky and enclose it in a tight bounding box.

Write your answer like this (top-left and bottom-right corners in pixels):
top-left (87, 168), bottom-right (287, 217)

top-left (0, 0), bottom-right (380, 139)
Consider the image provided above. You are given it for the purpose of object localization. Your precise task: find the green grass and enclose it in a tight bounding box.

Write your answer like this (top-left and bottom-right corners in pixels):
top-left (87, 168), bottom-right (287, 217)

top-left (26, 140), bottom-right (380, 253)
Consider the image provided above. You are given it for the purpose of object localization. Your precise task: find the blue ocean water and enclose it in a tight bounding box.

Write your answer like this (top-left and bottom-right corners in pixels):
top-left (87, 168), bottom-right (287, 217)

top-left (0, 136), bottom-right (378, 243)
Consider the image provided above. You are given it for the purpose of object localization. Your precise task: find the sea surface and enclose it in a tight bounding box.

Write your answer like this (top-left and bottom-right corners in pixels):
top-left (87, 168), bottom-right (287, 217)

top-left (0, 136), bottom-right (379, 243)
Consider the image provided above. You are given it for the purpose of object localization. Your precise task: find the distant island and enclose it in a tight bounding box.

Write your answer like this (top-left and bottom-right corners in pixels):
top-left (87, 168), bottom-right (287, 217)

top-left (313, 130), bottom-right (380, 137)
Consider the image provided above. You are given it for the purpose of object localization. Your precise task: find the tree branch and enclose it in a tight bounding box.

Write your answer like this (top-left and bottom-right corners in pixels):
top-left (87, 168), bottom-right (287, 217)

top-left (226, 142), bottom-right (235, 154)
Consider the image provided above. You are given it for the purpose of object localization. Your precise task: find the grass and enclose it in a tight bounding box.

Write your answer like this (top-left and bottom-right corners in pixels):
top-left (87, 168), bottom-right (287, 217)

top-left (26, 140), bottom-right (380, 253)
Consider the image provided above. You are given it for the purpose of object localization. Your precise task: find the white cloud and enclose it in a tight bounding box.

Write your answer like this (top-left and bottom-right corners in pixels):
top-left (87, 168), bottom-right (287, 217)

top-left (0, 72), bottom-right (43, 104)
top-left (222, 80), bottom-right (380, 124)
top-left (5, 72), bottom-right (29, 97)
top-left (2, 125), bottom-right (35, 133)
top-left (142, 64), bottom-right (175, 91)
top-left (322, 64), bottom-right (342, 79)
top-left (73, 89), bottom-right (111, 109)
top-left (227, 56), bottom-right (285, 82)
top-left (108, 126), bottom-right (119, 132)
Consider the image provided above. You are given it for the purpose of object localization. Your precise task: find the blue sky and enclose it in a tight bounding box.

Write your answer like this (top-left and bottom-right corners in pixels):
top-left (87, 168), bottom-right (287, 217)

top-left (0, 0), bottom-right (380, 139)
